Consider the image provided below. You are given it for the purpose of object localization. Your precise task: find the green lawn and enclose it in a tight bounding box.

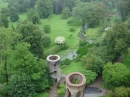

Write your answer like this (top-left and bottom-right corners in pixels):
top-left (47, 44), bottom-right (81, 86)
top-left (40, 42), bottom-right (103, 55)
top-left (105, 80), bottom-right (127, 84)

top-left (62, 62), bottom-right (85, 74)
top-left (0, 0), bottom-right (8, 9)
top-left (8, 13), bottom-right (80, 53)
top-left (40, 14), bottom-right (80, 52)
top-left (36, 92), bottom-right (48, 97)
top-left (9, 13), bottom-right (27, 28)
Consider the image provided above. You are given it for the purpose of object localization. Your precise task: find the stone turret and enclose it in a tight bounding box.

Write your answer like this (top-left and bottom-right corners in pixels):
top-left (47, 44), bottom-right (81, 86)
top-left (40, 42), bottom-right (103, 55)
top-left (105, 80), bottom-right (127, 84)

top-left (47, 55), bottom-right (61, 82)
top-left (65, 72), bottom-right (86, 97)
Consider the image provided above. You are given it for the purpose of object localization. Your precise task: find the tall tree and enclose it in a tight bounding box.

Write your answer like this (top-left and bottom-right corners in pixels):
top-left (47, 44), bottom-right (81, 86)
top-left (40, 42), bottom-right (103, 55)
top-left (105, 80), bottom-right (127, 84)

top-left (27, 8), bottom-right (40, 24)
top-left (1, 7), bottom-right (9, 16)
top-left (103, 62), bottom-right (130, 89)
top-left (103, 22), bottom-right (130, 61)
top-left (117, 0), bottom-right (130, 21)
top-left (0, 15), bottom-right (9, 28)
top-left (36, 0), bottom-right (53, 18)
top-left (0, 27), bottom-right (21, 84)
top-left (72, 2), bottom-right (108, 28)
top-left (17, 20), bottom-right (44, 58)
top-left (8, 42), bottom-right (53, 96)
top-left (10, 7), bottom-right (19, 22)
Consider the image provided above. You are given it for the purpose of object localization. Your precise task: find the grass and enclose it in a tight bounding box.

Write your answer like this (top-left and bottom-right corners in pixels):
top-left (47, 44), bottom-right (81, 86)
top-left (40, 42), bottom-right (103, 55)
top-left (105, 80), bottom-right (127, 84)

top-left (8, 13), bottom-right (80, 53)
top-left (62, 62), bottom-right (85, 74)
top-left (9, 13), bottom-right (27, 28)
top-left (35, 92), bottom-right (48, 97)
top-left (0, 0), bottom-right (8, 9)
top-left (123, 55), bottom-right (130, 68)
top-left (40, 14), bottom-right (80, 52)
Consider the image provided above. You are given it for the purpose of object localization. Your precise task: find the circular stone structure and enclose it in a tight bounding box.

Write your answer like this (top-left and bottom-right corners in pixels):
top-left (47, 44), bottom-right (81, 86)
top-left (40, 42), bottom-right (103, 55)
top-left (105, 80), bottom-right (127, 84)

top-left (47, 55), bottom-right (61, 82)
top-left (65, 72), bottom-right (86, 97)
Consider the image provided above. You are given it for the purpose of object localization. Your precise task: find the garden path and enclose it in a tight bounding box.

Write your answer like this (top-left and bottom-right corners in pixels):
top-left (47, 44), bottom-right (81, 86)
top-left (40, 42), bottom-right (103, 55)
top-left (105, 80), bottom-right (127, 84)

top-left (49, 82), bottom-right (58, 97)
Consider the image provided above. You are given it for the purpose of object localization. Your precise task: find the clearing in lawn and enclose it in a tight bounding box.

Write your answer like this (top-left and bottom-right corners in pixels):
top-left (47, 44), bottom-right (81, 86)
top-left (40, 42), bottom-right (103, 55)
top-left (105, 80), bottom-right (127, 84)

top-left (62, 62), bottom-right (85, 75)
top-left (8, 13), bottom-right (80, 53)
top-left (40, 14), bottom-right (80, 52)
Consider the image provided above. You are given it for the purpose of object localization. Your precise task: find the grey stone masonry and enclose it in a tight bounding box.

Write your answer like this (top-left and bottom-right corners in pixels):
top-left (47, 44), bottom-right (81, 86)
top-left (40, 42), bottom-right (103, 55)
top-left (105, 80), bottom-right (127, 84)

top-left (47, 55), bottom-right (61, 82)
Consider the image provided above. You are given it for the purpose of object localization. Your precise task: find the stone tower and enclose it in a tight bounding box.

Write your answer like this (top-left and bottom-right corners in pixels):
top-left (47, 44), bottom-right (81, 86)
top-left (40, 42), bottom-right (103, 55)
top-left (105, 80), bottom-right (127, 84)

top-left (65, 72), bottom-right (86, 97)
top-left (47, 55), bottom-right (61, 82)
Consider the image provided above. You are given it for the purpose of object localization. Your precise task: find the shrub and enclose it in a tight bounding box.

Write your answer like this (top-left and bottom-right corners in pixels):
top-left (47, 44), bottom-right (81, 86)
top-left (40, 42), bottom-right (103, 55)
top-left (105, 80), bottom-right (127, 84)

top-left (55, 36), bottom-right (65, 44)
top-left (80, 70), bottom-right (97, 85)
top-left (43, 25), bottom-right (51, 33)
top-left (0, 83), bottom-right (7, 96)
top-left (76, 46), bottom-right (89, 57)
top-left (67, 20), bottom-right (73, 25)
top-left (57, 84), bottom-right (66, 97)
top-left (79, 40), bottom-right (89, 46)
top-left (114, 86), bottom-right (129, 97)
top-left (58, 43), bottom-right (68, 50)
top-left (69, 27), bottom-right (75, 32)
top-left (102, 62), bottom-right (130, 89)
top-left (41, 36), bottom-right (51, 47)
top-left (61, 58), bottom-right (71, 66)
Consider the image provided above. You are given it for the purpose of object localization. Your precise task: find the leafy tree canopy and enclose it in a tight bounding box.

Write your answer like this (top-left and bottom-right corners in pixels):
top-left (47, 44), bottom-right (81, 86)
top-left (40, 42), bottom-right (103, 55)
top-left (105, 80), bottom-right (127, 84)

top-left (36, 0), bottom-right (53, 18)
top-left (103, 62), bottom-right (130, 89)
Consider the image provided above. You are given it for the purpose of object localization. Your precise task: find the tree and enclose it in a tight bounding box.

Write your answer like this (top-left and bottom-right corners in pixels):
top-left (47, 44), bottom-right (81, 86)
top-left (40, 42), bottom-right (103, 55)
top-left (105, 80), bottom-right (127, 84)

top-left (41, 36), bottom-right (51, 47)
top-left (1, 7), bottom-right (9, 16)
top-left (36, 0), bottom-right (53, 18)
top-left (8, 75), bottom-right (36, 97)
top-left (43, 25), bottom-right (51, 33)
top-left (10, 7), bottom-right (19, 22)
top-left (27, 8), bottom-right (40, 24)
top-left (72, 2), bottom-right (108, 28)
top-left (102, 62), bottom-right (130, 89)
top-left (17, 20), bottom-right (44, 58)
top-left (61, 8), bottom-right (68, 19)
top-left (117, 0), bottom-right (130, 21)
top-left (0, 15), bottom-right (9, 28)
top-left (0, 27), bottom-right (21, 84)
top-left (103, 22), bottom-right (130, 61)
top-left (8, 42), bottom-right (53, 96)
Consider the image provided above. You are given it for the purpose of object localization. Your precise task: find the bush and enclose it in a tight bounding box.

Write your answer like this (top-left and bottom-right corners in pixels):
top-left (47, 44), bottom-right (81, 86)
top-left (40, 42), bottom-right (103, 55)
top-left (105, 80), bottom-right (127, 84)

top-left (77, 46), bottom-right (89, 57)
top-left (0, 83), bottom-right (7, 96)
top-left (57, 84), bottom-right (66, 97)
top-left (67, 20), bottom-right (73, 25)
top-left (69, 27), bottom-right (75, 32)
top-left (80, 70), bottom-right (97, 85)
top-left (79, 40), bottom-right (89, 46)
top-left (58, 43), bottom-right (68, 50)
top-left (102, 62), bottom-right (130, 89)
top-left (114, 86), bottom-right (129, 97)
top-left (41, 36), bottom-right (51, 47)
top-left (43, 25), bottom-right (51, 33)
top-left (61, 58), bottom-right (71, 66)
top-left (55, 36), bottom-right (65, 44)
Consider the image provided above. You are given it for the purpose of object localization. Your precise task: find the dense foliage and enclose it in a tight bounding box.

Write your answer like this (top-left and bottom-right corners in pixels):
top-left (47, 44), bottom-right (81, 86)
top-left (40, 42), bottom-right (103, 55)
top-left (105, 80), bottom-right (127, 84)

top-left (103, 62), bottom-right (130, 89)
top-left (36, 0), bottom-right (53, 18)
top-left (80, 70), bottom-right (97, 85)
top-left (102, 22), bottom-right (130, 62)
top-left (17, 20), bottom-right (44, 58)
